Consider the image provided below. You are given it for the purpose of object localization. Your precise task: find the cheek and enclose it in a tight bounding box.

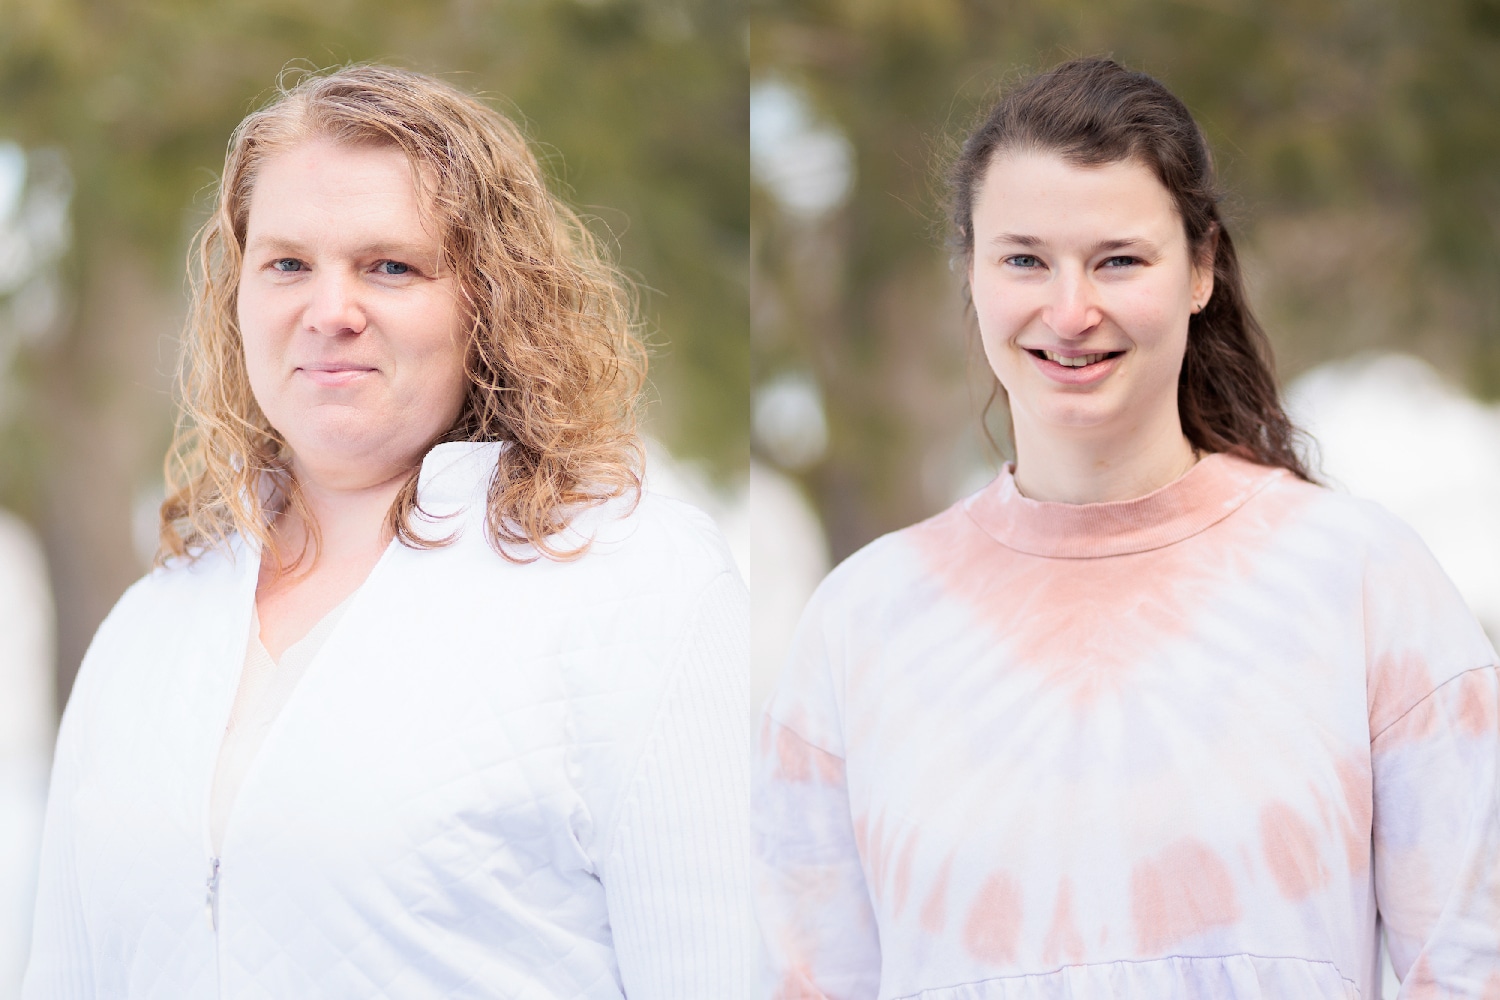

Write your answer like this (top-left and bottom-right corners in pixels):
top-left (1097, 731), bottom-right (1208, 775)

top-left (1117, 284), bottom-right (1186, 344)
top-left (435, 345), bottom-right (470, 415)
top-left (1127, 262), bottom-right (1197, 334)
top-left (235, 282), bottom-right (280, 396)
top-left (970, 279), bottom-right (1029, 383)
top-left (1142, 311), bottom-right (1191, 380)
top-left (405, 302), bottom-right (470, 410)
top-left (977, 327), bottom-right (1017, 391)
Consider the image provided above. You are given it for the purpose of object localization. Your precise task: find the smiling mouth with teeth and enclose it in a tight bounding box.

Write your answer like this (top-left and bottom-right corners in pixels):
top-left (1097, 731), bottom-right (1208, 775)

top-left (1029, 349), bottom-right (1124, 368)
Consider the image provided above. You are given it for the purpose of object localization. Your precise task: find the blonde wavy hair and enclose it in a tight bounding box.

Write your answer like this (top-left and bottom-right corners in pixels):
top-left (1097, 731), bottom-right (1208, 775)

top-left (159, 64), bottom-right (646, 568)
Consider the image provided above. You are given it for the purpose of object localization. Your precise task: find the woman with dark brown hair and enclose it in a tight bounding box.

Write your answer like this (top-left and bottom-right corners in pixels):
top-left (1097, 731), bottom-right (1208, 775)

top-left (753, 59), bottom-right (1499, 998)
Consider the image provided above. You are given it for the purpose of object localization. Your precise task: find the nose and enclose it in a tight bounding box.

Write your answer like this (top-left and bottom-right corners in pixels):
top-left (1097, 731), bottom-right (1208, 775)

top-left (1040, 269), bottom-right (1102, 339)
top-left (303, 269), bottom-right (367, 337)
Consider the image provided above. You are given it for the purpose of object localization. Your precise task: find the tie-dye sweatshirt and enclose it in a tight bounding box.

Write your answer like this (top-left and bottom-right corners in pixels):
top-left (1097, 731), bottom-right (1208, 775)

top-left (755, 454), bottom-right (1500, 999)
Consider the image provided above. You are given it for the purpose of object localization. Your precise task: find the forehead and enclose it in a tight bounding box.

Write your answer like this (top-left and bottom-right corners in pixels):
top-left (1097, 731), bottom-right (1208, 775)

top-left (971, 151), bottom-right (1181, 244)
top-left (242, 138), bottom-right (441, 247)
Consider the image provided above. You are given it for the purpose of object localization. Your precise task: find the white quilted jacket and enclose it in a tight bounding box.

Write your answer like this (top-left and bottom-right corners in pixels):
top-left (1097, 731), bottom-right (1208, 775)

top-left (22, 442), bottom-right (754, 998)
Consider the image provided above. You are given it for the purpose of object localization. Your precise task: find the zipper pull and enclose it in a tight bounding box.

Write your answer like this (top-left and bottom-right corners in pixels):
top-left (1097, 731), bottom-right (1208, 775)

top-left (205, 857), bottom-right (220, 932)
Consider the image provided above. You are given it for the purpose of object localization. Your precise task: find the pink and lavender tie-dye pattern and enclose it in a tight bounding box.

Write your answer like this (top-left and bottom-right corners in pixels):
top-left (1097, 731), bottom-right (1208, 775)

top-left (754, 454), bottom-right (1500, 999)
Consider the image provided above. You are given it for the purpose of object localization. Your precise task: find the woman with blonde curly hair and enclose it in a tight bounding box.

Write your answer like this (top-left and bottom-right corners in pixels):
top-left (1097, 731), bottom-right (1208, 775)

top-left (24, 64), bottom-right (752, 998)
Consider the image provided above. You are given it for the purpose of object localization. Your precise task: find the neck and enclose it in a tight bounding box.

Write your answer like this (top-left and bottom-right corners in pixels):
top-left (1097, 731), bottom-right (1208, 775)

top-left (264, 461), bottom-right (414, 579)
top-left (1011, 415), bottom-right (1198, 505)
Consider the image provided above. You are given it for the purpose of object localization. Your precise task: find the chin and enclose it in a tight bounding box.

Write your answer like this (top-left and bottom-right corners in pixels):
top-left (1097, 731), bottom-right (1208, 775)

top-left (283, 418), bottom-right (397, 468)
top-left (1029, 398), bottom-right (1122, 434)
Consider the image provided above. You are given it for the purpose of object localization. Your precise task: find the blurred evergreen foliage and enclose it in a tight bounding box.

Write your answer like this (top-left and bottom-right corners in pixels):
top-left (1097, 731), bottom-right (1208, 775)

top-left (0, 0), bottom-right (746, 696)
top-left (751, 0), bottom-right (1500, 560)
top-left (0, 0), bottom-right (748, 480)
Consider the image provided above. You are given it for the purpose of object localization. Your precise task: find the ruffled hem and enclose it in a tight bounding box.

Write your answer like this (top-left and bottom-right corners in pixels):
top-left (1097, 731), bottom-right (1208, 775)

top-left (898, 954), bottom-right (1360, 1000)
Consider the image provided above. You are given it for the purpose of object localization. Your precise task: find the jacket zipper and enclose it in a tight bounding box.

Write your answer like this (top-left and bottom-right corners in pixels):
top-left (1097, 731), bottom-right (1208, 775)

top-left (205, 555), bottom-right (261, 995)
top-left (205, 856), bottom-right (221, 931)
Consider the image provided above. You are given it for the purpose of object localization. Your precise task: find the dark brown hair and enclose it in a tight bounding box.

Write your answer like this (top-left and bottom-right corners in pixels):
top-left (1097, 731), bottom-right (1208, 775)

top-left (949, 57), bottom-right (1313, 480)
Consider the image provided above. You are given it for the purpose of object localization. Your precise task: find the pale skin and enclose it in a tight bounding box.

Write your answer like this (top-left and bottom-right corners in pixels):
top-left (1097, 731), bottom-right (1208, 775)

top-left (237, 138), bottom-right (469, 658)
top-left (967, 151), bottom-right (1215, 504)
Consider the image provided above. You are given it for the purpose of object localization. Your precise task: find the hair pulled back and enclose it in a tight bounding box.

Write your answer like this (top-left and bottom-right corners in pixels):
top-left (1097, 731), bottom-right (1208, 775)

top-left (159, 64), bottom-right (646, 568)
top-left (949, 57), bottom-right (1312, 480)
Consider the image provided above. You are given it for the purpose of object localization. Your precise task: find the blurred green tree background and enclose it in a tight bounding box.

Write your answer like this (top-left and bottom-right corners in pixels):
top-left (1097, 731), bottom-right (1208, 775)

top-left (751, 0), bottom-right (1500, 561)
top-left (0, 0), bottom-right (748, 699)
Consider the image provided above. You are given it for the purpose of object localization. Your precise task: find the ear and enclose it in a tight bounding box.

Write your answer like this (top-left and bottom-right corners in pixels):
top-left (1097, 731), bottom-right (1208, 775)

top-left (1191, 225), bottom-right (1218, 313)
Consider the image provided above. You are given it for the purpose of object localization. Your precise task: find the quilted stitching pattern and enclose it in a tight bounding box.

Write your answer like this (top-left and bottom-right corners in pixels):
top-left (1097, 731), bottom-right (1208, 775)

top-left (24, 442), bottom-right (751, 998)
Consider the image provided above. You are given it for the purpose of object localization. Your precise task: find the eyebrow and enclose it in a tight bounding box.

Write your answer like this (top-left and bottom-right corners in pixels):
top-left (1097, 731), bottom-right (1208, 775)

top-left (988, 234), bottom-right (1162, 255)
top-left (243, 236), bottom-right (440, 261)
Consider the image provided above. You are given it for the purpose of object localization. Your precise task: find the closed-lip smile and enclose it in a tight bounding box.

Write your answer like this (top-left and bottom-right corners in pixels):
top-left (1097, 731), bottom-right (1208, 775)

top-left (298, 362), bottom-right (378, 386)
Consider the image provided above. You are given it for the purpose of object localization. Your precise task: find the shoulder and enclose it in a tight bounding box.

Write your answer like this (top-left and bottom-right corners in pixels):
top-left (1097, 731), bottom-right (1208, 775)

top-left (795, 495), bottom-right (973, 635)
top-left (1308, 486), bottom-right (1484, 624)
top-left (1187, 459), bottom-right (1442, 572)
top-left (617, 488), bottom-right (737, 572)
top-left (1258, 471), bottom-right (1457, 577)
top-left (1270, 477), bottom-right (1498, 726)
top-left (101, 541), bottom-right (243, 631)
top-left (64, 539), bottom-right (250, 719)
top-left (759, 498), bottom-right (972, 752)
top-left (440, 485), bottom-right (741, 623)
top-left (1256, 470), bottom-right (1404, 537)
top-left (1228, 469), bottom-right (1487, 635)
top-left (830, 491), bottom-right (978, 590)
top-left (552, 486), bottom-right (741, 592)
top-left (84, 537), bottom-right (249, 659)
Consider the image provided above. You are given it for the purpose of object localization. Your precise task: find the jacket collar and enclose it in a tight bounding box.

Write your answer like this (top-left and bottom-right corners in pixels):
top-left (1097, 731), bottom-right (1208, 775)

top-left (415, 441), bottom-right (508, 506)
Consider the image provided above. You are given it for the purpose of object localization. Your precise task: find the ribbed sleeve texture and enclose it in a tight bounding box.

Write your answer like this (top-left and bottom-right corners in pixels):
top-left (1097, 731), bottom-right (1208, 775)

top-left (603, 569), bottom-right (755, 998)
top-left (21, 688), bottom-right (93, 999)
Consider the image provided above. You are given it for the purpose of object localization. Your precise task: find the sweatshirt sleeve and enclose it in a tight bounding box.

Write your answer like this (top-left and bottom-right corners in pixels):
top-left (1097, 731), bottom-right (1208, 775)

top-left (1362, 516), bottom-right (1500, 996)
top-left (601, 569), bottom-right (756, 998)
top-left (1373, 667), bottom-right (1500, 996)
top-left (21, 658), bottom-right (96, 998)
top-left (752, 584), bottom-right (881, 1000)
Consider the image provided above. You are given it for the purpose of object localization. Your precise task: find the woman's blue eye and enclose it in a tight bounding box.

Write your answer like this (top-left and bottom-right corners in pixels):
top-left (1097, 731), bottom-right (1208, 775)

top-left (272, 259), bottom-right (303, 272)
top-left (1006, 254), bottom-right (1042, 268)
top-left (377, 261), bottom-right (411, 275)
top-left (1102, 255), bottom-right (1140, 268)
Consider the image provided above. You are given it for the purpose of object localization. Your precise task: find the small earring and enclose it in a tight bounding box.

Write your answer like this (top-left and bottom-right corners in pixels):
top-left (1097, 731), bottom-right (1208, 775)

top-left (1191, 302), bottom-right (1202, 314)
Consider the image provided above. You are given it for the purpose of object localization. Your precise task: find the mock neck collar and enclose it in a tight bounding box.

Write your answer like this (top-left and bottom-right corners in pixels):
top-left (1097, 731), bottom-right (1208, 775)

top-left (962, 452), bottom-right (1285, 558)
